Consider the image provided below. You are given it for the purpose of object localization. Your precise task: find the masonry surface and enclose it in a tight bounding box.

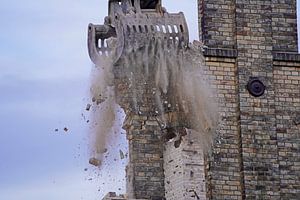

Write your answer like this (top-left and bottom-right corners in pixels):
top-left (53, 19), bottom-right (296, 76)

top-left (105, 0), bottom-right (300, 199)
top-left (199, 0), bottom-right (300, 199)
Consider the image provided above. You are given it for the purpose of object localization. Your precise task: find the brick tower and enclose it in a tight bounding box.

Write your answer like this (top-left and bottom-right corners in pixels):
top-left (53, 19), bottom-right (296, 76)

top-left (105, 1), bottom-right (300, 200)
top-left (197, 0), bottom-right (300, 199)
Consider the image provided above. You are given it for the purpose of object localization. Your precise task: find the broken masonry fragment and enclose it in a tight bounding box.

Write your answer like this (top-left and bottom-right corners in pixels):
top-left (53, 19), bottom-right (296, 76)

top-left (119, 150), bottom-right (125, 159)
top-left (86, 103), bottom-right (91, 111)
top-left (89, 157), bottom-right (101, 167)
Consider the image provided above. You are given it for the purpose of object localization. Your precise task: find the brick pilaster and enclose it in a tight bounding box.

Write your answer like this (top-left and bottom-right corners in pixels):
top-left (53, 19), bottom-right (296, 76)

top-left (235, 1), bottom-right (280, 199)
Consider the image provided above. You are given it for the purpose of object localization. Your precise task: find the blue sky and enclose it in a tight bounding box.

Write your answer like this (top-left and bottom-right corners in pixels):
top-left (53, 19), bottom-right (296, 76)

top-left (0, 1), bottom-right (298, 200)
top-left (0, 1), bottom-right (198, 199)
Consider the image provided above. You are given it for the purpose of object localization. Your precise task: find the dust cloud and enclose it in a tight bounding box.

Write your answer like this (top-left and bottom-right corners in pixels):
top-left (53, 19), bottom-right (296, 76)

top-left (88, 37), bottom-right (219, 164)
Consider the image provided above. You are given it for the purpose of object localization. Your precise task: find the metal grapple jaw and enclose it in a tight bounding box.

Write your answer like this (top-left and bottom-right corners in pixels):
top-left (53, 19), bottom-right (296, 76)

top-left (87, 24), bottom-right (117, 66)
top-left (88, 0), bottom-right (189, 65)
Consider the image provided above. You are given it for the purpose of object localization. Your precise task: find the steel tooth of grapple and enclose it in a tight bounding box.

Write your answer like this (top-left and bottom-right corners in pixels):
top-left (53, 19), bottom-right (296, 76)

top-left (87, 23), bottom-right (118, 66)
top-left (120, 12), bottom-right (189, 52)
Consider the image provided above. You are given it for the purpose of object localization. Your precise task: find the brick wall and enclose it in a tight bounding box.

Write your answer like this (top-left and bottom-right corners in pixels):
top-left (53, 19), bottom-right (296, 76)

top-left (274, 62), bottom-right (300, 199)
top-left (125, 115), bottom-right (165, 199)
top-left (198, 0), bottom-right (236, 49)
top-left (198, 0), bottom-right (300, 199)
top-left (235, 1), bottom-right (280, 199)
top-left (114, 65), bottom-right (165, 199)
top-left (107, 1), bottom-right (300, 199)
top-left (272, 0), bottom-right (298, 52)
top-left (164, 131), bottom-right (206, 200)
top-left (198, 0), bottom-right (298, 51)
top-left (204, 56), bottom-right (244, 200)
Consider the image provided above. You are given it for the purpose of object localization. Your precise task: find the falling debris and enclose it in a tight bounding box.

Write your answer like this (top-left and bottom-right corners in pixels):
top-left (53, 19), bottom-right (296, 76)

top-left (89, 157), bottom-right (101, 167)
top-left (85, 2), bottom-right (218, 197)
top-left (119, 150), bottom-right (125, 159)
top-left (86, 103), bottom-right (91, 111)
top-left (63, 127), bottom-right (68, 132)
top-left (102, 148), bottom-right (108, 153)
top-left (54, 129), bottom-right (58, 132)
top-left (96, 99), bottom-right (104, 105)
top-left (84, 168), bottom-right (88, 171)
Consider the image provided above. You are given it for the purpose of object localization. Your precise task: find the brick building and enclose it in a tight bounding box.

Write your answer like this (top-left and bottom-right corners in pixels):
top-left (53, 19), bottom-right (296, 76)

top-left (106, 0), bottom-right (300, 199)
top-left (198, 0), bottom-right (300, 199)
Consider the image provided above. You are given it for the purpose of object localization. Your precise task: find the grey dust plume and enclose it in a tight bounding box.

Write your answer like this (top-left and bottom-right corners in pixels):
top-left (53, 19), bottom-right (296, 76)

top-left (88, 38), bottom-right (219, 165)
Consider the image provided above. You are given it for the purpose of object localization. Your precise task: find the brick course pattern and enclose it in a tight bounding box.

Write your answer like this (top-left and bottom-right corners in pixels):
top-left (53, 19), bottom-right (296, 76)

top-left (164, 131), bottom-right (206, 200)
top-left (236, 1), bottom-right (280, 199)
top-left (105, 0), bottom-right (300, 199)
top-left (114, 66), bottom-right (165, 199)
top-left (198, 0), bottom-right (300, 199)
top-left (204, 57), bottom-right (243, 200)
top-left (198, 0), bottom-right (236, 49)
top-left (125, 115), bottom-right (165, 199)
top-left (272, 0), bottom-right (298, 52)
top-left (274, 63), bottom-right (300, 199)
